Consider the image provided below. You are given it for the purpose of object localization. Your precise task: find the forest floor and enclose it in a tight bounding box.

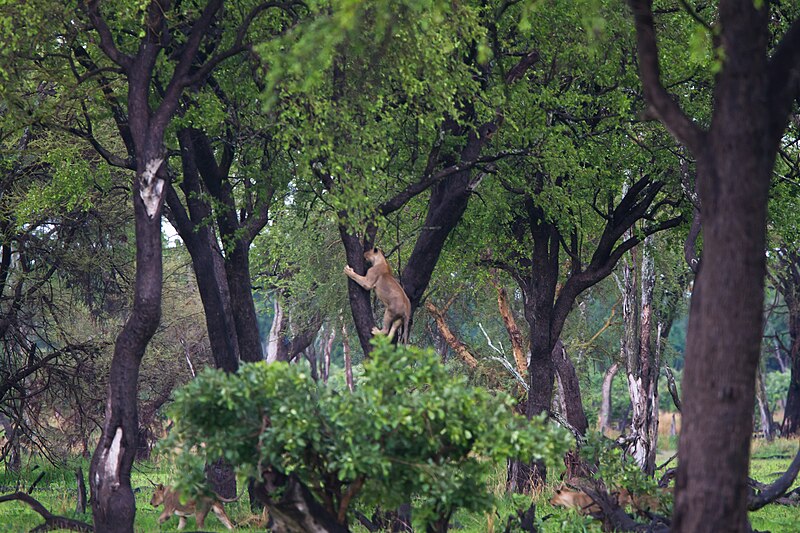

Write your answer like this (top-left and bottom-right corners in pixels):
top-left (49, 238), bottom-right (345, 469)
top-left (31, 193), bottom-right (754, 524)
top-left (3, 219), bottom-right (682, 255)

top-left (0, 439), bottom-right (798, 532)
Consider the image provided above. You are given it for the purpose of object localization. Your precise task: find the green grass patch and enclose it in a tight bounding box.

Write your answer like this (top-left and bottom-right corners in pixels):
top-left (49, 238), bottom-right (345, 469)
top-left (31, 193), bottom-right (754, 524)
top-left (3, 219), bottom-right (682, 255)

top-left (1, 442), bottom-right (799, 531)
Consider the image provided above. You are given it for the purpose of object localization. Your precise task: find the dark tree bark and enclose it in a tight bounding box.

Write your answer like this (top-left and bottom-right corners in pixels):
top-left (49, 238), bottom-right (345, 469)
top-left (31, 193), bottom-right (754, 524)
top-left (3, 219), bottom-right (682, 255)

top-left (628, 1), bottom-right (800, 530)
top-left (75, 467), bottom-right (87, 514)
top-left (495, 178), bottom-right (680, 492)
top-left (274, 313), bottom-right (323, 363)
top-left (553, 341), bottom-right (592, 480)
top-left (164, 129), bottom-right (240, 372)
top-left (184, 128), bottom-right (270, 363)
top-left (250, 471), bottom-right (350, 533)
top-left (552, 341), bottom-right (588, 435)
top-left (90, 167), bottom-right (165, 532)
top-left (79, 1), bottom-right (248, 529)
top-left (772, 250), bottom-right (800, 435)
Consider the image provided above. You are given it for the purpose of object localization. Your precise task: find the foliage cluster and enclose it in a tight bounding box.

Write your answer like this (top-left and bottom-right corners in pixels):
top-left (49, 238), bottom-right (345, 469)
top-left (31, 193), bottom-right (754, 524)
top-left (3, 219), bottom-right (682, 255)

top-left (164, 336), bottom-right (572, 528)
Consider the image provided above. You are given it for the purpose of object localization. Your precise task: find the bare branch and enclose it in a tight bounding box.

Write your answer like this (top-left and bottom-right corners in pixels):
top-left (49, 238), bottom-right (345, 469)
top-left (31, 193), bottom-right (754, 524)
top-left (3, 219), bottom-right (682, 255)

top-left (749, 447), bottom-right (800, 511)
top-left (0, 492), bottom-right (92, 532)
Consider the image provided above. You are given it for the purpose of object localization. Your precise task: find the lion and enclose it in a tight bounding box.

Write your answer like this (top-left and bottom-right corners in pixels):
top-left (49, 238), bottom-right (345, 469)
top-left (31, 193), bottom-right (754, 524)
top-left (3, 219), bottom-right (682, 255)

top-left (344, 247), bottom-right (411, 343)
top-left (150, 483), bottom-right (235, 530)
top-left (549, 485), bottom-right (601, 515)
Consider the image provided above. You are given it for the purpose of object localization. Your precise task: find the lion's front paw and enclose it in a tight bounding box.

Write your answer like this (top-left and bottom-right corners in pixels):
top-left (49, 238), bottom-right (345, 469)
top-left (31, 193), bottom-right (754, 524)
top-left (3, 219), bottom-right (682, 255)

top-left (371, 327), bottom-right (383, 336)
top-left (343, 265), bottom-right (355, 276)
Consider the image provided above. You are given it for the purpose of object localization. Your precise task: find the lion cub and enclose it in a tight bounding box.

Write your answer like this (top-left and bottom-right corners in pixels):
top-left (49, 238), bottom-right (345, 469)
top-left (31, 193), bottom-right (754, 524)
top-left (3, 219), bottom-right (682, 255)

top-left (150, 483), bottom-right (235, 530)
top-left (344, 247), bottom-right (412, 343)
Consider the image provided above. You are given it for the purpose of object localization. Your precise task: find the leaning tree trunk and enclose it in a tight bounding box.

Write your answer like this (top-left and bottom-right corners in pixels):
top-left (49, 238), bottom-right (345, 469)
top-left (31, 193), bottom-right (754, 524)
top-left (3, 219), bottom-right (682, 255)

top-left (755, 362), bottom-right (775, 441)
top-left (553, 340), bottom-right (591, 479)
top-left (90, 171), bottom-right (163, 532)
top-left (598, 362), bottom-right (620, 436)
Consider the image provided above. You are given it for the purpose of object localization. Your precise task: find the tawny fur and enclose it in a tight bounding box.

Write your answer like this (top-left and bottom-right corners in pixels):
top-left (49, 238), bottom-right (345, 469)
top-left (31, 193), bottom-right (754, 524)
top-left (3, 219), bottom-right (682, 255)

top-left (344, 247), bottom-right (412, 343)
top-left (150, 483), bottom-right (234, 530)
top-left (549, 485), bottom-right (601, 515)
top-left (549, 484), bottom-right (667, 516)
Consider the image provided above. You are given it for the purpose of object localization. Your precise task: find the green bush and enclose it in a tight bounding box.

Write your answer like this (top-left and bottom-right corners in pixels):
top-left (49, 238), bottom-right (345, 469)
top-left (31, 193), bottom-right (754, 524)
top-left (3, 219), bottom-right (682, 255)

top-left (163, 336), bottom-right (572, 530)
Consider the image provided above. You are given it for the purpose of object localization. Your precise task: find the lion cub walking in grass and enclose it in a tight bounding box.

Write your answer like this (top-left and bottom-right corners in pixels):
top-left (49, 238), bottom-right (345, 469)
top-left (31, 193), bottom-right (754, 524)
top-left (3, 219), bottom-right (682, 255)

top-left (150, 483), bottom-right (235, 530)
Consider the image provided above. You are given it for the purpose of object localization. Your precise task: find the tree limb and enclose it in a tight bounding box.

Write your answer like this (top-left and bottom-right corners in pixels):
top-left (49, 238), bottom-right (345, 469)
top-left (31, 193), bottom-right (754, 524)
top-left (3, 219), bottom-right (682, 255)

top-left (83, 1), bottom-right (133, 70)
top-left (0, 492), bottom-right (92, 532)
top-left (627, 0), bottom-right (706, 153)
top-left (748, 447), bottom-right (800, 511)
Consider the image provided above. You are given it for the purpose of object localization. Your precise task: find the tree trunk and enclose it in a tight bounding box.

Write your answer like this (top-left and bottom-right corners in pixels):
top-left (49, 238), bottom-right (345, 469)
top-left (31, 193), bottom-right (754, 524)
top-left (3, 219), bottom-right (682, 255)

top-left (598, 362), bottom-right (620, 435)
top-left (670, 38), bottom-right (775, 533)
top-left (166, 128), bottom-right (241, 372)
top-left (90, 171), bottom-right (163, 533)
top-left (224, 242), bottom-right (263, 362)
top-left (755, 363), bottom-right (775, 441)
top-left (0, 413), bottom-right (20, 472)
top-left (552, 340), bottom-right (588, 435)
top-left (628, 1), bottom-right (796, 530)
top-left (623, 236), bottom-right (659, 475)
top-left (306, 342), bottom-right (320, 381)
top-left (552, 341), bottom-right (591, 480)
top-left (782, 285), bottom-right (800, 435)
top-left (492, 278), bottom-right (527, 375)
top-left (340, 231), bottom-right (377, 357)
top-left (250, 471), bottom-right (349, 533)
top-left (342, 323), bottom-right (354, 392)
top-left (267, 298), bottom-right (287, 363)
top-left (323, 326), bottom-right (335, 384)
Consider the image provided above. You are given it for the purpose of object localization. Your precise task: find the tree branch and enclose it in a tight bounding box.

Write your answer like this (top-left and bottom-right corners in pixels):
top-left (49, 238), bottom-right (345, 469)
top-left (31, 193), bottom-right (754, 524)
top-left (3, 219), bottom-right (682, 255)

top-left (0, 492), bottom-right (92, 532)
top-left (627, 0), bottom-right (705, 153)
top-left (83, 1), bottom-right (133, 70)
top-left (378, 149), bottom-right (528, 216)
top-left (154, 0), bottom-right (225, 133)
top-left (749, 447), bottom-right (800, 511)
top-left (767, 18), bottom-right (800, 140)
top-left (184, 2), bottom-right (304, 89)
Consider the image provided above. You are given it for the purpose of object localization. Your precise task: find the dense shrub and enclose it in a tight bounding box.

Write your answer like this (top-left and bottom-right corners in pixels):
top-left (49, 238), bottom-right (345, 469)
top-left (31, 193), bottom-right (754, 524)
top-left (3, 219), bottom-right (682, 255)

top-left (163, 337), bottom-right (571, 529)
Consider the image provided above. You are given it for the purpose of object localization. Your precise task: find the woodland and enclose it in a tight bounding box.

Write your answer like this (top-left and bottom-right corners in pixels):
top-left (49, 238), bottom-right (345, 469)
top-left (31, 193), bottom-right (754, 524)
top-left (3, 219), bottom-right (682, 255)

top-left (1, 0), bottom-right (800, 532)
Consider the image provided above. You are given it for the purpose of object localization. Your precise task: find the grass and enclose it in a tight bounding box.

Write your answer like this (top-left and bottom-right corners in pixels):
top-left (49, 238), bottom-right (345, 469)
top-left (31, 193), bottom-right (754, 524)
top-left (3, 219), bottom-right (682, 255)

top-left (1, 441), bottom-right (799, 532)
top-left (0, 459), bottom-right (266, 532)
